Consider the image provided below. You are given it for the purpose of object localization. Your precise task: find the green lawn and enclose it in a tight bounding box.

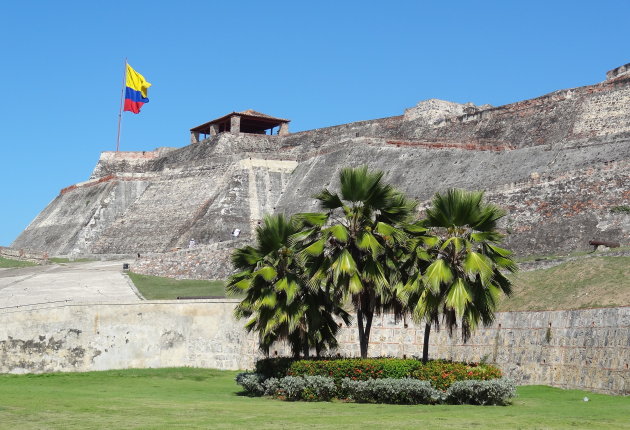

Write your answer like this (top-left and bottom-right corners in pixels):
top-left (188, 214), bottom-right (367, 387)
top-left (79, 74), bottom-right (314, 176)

top-left (0, 368), bottom-right (627, 430)
top-left (0, 256), bottom-right (37, 268)
top-left (128, 272), bottom-right (228, 299)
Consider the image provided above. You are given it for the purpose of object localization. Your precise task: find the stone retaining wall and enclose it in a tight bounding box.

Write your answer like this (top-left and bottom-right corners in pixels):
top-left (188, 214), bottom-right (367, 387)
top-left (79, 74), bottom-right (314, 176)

top-left (0, 302), bottom-right (627, 395)
top-left (0, 246), bottom-right (48, 264)
top-left (130, 241), bottom-right (245, 280)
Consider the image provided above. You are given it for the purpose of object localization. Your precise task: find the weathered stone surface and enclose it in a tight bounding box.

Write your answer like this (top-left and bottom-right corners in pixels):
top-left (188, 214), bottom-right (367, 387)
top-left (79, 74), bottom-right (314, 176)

top-left (0, 246), bottom-right (48, 264)
top-left (11, 68), bottom-right (630, 262)
top-left (131, 241), bottom-right (243, 280)
top-left (0, 302), bottom-right (627, 394)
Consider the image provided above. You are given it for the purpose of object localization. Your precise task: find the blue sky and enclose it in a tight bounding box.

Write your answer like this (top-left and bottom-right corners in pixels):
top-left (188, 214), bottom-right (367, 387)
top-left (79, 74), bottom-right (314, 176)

top-left (1, 0), bottom-right (628, 246)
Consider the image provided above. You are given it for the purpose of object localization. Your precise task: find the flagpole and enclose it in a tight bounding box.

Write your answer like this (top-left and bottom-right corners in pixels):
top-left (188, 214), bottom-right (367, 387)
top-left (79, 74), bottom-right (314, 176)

top-left (115, 58), bottom-right (127, 152)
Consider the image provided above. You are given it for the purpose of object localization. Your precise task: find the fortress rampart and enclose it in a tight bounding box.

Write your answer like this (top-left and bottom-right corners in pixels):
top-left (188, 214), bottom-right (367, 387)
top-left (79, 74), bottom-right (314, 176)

top-left (11, 65), bottom-right (630, 260)
top-left (0, 302), bottom-right (626, 395)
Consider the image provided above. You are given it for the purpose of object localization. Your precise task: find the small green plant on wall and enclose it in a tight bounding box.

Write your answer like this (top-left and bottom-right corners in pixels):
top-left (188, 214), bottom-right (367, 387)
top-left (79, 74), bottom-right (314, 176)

top-left (610, 205), bottom-right (630, 214)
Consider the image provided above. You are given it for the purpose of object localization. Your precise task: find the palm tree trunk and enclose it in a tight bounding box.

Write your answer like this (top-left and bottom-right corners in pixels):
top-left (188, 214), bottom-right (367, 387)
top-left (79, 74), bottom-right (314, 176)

top-left (302, 341), bottom-right (310, 358)
top-left (357, 308), bottom-right (374, 358)
top-left (357, 309), bottom-right (366, 358)
top-left (422, 322), bottom-right (431, 363)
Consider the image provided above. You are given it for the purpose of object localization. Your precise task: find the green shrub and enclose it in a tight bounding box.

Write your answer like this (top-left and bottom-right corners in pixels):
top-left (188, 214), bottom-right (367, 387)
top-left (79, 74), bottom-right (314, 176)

top-left (445, 378), bottom-right (516, 405)
top-left (341, 377), bottom-right (438, 404)
top-left (262, 375), bottom-right (337, 401)
top-left (255, 357), bottom-right (296, 379)
top-left (288, 358), bottom-right (424, 380)
top-left (262, 377), bottom-right (280, 396)
top-left (300, 376), bottom-right (337, 401)
top-left (235, 372), bottom-right (265, 396)
top-left (610, 205), bottom-right (630, 214)
top-left (274, 376), bottom-right (307, 401)
top-left (286, 358), bottom-right (501, 390)
top-left (237, 372), bottom-right (516, 405)
top-left (411, 360), bottom-right (502, 391)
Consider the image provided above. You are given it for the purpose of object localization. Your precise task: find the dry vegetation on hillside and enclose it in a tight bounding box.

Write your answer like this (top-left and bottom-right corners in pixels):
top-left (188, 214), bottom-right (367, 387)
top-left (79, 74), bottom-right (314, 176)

top-left (499, 256), bottom-right (630, 311)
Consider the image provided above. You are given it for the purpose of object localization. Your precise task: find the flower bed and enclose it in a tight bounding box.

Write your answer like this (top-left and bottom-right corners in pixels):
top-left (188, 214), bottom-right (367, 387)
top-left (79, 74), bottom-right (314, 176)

top-left (236, 372), bottom-right (515, 405)
top-left (240, 358), bottom-right (515, 405)
top-left (259, 357), bottom-right (501, 390)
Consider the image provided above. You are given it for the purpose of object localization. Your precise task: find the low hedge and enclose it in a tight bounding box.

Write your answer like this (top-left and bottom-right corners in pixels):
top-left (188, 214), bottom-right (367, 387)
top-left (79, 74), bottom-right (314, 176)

top-left (235, 373), bottom-right (516, 405)
top-left (445, 379), bottom-right (517, 405)
top-left (284, 358), bottom-right (502, 390)
top-left (411, 360), bottom-right (502, 391)
top-left (255, 357), bottom-right (296, 379)
top-left (340, 377), bottom-right (438, 405)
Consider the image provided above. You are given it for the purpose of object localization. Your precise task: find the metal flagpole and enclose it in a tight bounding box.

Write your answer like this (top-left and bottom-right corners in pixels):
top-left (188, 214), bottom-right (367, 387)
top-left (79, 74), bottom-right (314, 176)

top-left (115, 58), bottom-right (128, 152)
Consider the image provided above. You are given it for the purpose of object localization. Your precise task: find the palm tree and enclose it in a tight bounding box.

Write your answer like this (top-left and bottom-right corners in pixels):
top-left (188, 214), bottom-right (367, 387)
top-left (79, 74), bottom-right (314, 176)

top-left (403, 189), bottom-right (517, 362)
top-left (293, 166), bottom-right (417, 358)
top-left (226, 214), bottom-right (349, 357)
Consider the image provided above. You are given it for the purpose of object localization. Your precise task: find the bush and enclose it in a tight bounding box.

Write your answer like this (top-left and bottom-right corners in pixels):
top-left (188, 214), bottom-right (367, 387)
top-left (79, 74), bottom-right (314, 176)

top-left (411, 360), bottom-right (502, 391)
top-left (445, 379), bottom-right (516, 405)
top-left (261, 377), bottom-right (280, 396)
top-left (268, 375), bottom-right (337, 401)
top-left (341, 377), bottom-right (439, 404)
top-left (288, 358), bottom-right (425, 381)
top-left (286, 358), bottom-right (502, 390)
top-left (255, 357), bottom-right (296, 379)
top-left (274, 376), bottom-right (307, 401)
top-left (235, 372), bottom-right (265, 396)
top-left (237, 371), bottom-right (516, 405)
top-left (301, 376), bottom-right (337, 401)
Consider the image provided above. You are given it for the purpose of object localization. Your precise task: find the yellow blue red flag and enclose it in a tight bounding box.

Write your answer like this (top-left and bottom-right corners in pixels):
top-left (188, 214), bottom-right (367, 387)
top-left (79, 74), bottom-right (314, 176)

top-left (124, 64), bottom-right (151, 114)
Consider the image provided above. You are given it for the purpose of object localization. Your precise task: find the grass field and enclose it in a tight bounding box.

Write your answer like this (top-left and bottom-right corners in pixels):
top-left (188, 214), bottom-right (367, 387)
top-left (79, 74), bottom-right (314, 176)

top-left (0, 368), bottom-right (627, 430)
top-left (127, 272), bottom-right (228, 299)
top-left (501, 256), bottom-right (630, 311)
top-left (126, 255), bottom-right (629, 310)
top-left (0, 256), bottom-right (37, 268)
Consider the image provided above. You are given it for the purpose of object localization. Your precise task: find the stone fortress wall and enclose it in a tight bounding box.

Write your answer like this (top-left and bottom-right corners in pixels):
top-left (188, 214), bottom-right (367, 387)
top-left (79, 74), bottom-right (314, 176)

top-left (12, 65), bottom-right (630, 260)
top-left (5, 65), bottom-right (630, 395)
top-left (0, 301), bottom-right (626, 395)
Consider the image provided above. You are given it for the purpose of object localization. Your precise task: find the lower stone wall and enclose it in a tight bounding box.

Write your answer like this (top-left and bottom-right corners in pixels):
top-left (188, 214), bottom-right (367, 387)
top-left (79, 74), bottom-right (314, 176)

top-left (0, 302), bottom-right (627, 395)
top-left (130, 241), bottom-right (245, 280)
top-left (0, 246), bottom-right (48, 264)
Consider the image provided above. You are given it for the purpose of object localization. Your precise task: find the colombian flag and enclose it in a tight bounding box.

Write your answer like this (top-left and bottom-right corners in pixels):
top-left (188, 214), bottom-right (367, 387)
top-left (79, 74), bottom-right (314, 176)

top-left (124, 64), bottom-right (151, 114)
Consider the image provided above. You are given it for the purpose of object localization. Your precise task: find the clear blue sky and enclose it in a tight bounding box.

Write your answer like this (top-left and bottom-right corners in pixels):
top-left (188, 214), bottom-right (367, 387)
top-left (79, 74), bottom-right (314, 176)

top-left (1, 0), bottom-right (628, 246)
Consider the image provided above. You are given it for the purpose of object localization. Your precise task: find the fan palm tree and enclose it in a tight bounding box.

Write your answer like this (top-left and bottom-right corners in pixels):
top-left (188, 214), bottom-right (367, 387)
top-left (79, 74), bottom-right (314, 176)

top-left (293, 166), bottom-right (417, 358)
top-left (403, 189), bottom-right (517, 362)
top-left (226, 214), bottom-right (349, 357)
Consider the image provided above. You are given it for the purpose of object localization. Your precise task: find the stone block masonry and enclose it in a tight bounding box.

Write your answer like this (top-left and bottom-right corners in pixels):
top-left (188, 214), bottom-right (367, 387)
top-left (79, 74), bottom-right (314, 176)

top-left (0, 246), bottom-right (48, 264)
top-left (131, 241), bottom-right (245, 280)
top-left (0, 302), bottom-right (627, 395)
top-left (11, 64), bottom-right (630, 260)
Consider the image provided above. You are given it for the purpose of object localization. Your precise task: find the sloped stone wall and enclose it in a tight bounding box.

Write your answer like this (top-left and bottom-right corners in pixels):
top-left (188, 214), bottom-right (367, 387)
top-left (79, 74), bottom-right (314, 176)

top-left (12, 70), bottom-right (630, 258)
top-left (0, 302), bottom-right (627, 395)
